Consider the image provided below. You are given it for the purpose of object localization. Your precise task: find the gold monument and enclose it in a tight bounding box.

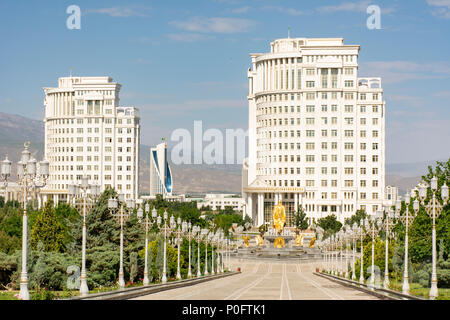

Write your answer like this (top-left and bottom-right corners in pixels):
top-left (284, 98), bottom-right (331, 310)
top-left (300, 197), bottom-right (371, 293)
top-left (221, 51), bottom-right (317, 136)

top-left (308, 236), bottom-right (316, 248)
top-left (294, 234), bottom-right (304, 247)
top-left (255, 235), bottom-right (264, 246)
top-left (272, 200), bottom-right (286, 248)
top-left (242, 235), bottom-right (251, 247)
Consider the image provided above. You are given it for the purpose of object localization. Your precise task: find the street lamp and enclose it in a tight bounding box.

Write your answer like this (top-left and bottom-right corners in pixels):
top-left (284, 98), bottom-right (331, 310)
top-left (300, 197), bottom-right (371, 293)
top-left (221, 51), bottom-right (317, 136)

top-left (108, 195), bottom-right (135, 288)
top-left (68, 177), bottom-right (101, 296)
top-left (418, 178), bottom-right (449, 299)
top-left (359, 219), bottom-right (369, 284)
top-left (159, 212), bottom-right (175, 283)
top-left (369, 211), bottom-right (383, 288)
top-left (195, 226), bottom-right (204, 277)
top-left (174, 217), bottom-right (184, 280)
top-left (1, 143), bottom-right (49, 300)
top-left (202, 228), bottom-right (209, 275)
top-left (398, 192), bottom-right (418, 295)
top-left (184, 221), bottom-right (197, 278)
top-left (137, 204), bottom-right (158, 286)
top-left (381, 206), bottom-right (397, 289)
top-left (351, 223), bottom-right (359, 280)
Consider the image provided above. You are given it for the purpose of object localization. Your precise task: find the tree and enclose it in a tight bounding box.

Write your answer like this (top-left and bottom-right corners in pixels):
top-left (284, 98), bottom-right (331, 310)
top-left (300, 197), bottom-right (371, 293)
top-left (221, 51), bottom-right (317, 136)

top-left (293, 206), bottom-right (308, 234)
top-left (345, 209), bottom-right (367, 227)
top-left (317, 214), bottom-right (342, 239)
top-left (30, 200), bottom-right (65, 252)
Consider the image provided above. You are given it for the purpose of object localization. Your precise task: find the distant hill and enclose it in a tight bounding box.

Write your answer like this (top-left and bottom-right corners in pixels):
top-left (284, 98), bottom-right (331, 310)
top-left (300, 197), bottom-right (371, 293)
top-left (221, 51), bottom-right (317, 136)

top-left (0, 111), bottom-right (445, 195)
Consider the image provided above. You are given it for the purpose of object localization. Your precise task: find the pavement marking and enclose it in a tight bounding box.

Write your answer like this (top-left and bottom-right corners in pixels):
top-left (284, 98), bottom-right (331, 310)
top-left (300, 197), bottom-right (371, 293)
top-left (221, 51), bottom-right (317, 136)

top-left (295, 268), bottom-right (345, 300)
top-left (224, 263), bottom-right (272, 300)
top-left (280, 263), bottom-right (292, 300)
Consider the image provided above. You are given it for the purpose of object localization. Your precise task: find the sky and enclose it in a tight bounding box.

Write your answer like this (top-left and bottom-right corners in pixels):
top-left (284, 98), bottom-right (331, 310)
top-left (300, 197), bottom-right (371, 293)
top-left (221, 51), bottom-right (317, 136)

top-left (0, 0), bottom-right (449, 165)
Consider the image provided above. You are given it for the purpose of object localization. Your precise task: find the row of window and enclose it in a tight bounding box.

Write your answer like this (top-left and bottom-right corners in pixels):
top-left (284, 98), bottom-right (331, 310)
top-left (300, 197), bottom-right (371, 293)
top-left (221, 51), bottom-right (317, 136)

top-left (258, 104), bottom-right (380, 114)
top-left (259, 166), bottom-right (379, 175)
top-left (259, 142), bottom-right (379, 151)
top-left (255, 92), bottom-right (380, 103)
top-left (258, 117), bottom-right (380, 128)
top-left (50, 155), bottom-right (133, 162)
top-left (261, 179), bottom-right (379, 188)
top-left (258, 154), bottom-right (380, 163)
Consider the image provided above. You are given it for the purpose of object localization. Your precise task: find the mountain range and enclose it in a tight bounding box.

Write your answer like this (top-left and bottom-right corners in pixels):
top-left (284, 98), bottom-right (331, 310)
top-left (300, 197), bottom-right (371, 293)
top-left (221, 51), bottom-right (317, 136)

top-left (0, 111), bottom-right (443, 195)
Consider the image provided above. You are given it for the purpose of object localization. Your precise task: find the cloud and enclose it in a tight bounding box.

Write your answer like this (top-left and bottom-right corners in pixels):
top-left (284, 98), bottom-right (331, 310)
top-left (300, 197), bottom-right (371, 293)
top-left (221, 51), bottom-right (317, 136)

top-left (426, 0), bottom-right (450, 18)
top-left (83, 6), bottom-right (151, 17)
top-left (261, 6), bottom-right (308, 16)
top-left (317, 1), bottom-right (395, 14)
top-left (232, 6), bottom-right (251, 14)
top-left (169, 17), bottom-right (256, 33)
top-left (167, 33), bottom-right (207, 42)
top-left (359, 61), bottom-right (450, 84)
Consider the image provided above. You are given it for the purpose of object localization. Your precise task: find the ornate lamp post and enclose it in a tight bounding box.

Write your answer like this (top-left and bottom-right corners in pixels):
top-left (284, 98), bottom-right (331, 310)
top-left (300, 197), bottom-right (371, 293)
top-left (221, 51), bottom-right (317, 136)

top-left (359, 219), bottom-right (369, 284)
top-left (137, 204), bottom-right (158, 286)
top-left (337, 231), bottom-right (344, 277)
top-left (398, 192), bottom-right (418, 295)
top-left (368, 211), bottom-right (383, 288)
top-left (351, 223), bottom-right (359, 280)
top-left (108, 195), bottom-right (135, 288)
top-left (202, 228), bottom-right (210, 275)
top-left (209, 232), bottom-right (216, 275)
top-left (68, 177), bottom-right (101, 296)
top-left (381, 206), bottom-right (396, 289)
top-left (418, 178), bottom-right (448, 299)
top-left (184, 222), bottom-right (197, 278)
top-left (174, 217), bottom-right (184, 280)
top-left (1, 143), bottom-right (49, 300)
top-left (344, 228), bottom-right (352, 279)
top-left (195, 226), bottom-right (203, 277)
top-left (158, 211), bottom-right (174, 283)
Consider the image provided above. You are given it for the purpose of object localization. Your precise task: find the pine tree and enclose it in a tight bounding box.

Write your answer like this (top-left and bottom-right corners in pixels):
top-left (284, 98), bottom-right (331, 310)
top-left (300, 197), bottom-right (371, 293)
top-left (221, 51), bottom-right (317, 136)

top-left (30, 201), bottom-right (65, 252)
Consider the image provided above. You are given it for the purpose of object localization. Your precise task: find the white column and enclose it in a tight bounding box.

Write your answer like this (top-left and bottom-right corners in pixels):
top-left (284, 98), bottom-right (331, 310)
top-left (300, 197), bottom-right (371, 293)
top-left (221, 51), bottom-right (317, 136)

top-left (274, 193), bottom-right (278, 204)
top-left (294, 193), bottom-right (298, 212)
top-left (247, 193), bottom-right (253, 223)
top-left (258, 193), bottom-right (264, 226)
top-left (242, 193), bottom-right (247, 219)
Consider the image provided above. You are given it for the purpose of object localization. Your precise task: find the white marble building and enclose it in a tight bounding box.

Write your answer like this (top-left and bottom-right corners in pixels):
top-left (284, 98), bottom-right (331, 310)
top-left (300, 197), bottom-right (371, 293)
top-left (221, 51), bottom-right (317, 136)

top-left (242, 37), bottom-right (386, 226)
top-left (41, 76), bottom-right (140, 204)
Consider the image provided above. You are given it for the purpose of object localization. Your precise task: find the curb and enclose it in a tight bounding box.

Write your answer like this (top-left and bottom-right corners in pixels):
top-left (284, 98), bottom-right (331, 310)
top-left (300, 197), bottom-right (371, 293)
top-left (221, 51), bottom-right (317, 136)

top-left (313, 272), bottom-right (424, 300)
top-left (68, 271), bottom-right (240, 300)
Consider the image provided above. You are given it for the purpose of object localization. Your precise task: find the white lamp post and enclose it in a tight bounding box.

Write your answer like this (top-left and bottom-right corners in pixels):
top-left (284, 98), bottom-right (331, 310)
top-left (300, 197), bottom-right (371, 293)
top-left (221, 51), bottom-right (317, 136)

top-left (202, 229), bottom-right (209, 275)
top-left (398, 192), bottom-right (418, 295)
top-left (1, 143), bottom-right (48, 300)
top-left (185, 222), bottom-right (197, 278)
top-left (195, 227), bottom-right (203, 277)
top-left (382, 207), bottom-right (397, 289)
top-left (108, 195), bottom-right (134, 288)
top-left (137, 204), bottom-right (158, 286)
top-left (369, 211), bottom-right (383, 288)
top-left (174, 217), bottom-right (184, 280)
top-left (351, 223), bottom-right (358, 280)
top-left (359, 219), bottom-right (369, 284)
top-left (418, 178), bottom-right (448, 299)
top-left (68, 177), bottom-right (100, 296)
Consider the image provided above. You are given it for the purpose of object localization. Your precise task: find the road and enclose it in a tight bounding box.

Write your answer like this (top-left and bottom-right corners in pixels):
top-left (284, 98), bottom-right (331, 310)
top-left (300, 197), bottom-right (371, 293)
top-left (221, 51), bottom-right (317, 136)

top-left (131, 258), bottom-right (379, 300)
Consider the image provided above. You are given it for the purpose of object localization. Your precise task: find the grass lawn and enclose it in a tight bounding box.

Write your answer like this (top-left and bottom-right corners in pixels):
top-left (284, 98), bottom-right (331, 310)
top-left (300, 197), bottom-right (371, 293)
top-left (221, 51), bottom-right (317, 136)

top-left (0, 291), bottom-right (19, 300)
top-left (390, 280), bottom-right (450, 300)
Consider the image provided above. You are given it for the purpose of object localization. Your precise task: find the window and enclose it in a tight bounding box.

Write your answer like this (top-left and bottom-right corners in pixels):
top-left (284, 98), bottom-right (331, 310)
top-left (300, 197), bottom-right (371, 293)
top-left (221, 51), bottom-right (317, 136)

top-left (306, 68), bottom-right (315, 75)
top-left (306, 81), bottom-right (315, 88)
top-left (372, 105), bottom-right (379, 113)
top-left (344, 80), bottom-right (354, 87)
top-left (345, 105), bottom-right (354, 112)
top-left (360, 105), bottom-right (366, 113)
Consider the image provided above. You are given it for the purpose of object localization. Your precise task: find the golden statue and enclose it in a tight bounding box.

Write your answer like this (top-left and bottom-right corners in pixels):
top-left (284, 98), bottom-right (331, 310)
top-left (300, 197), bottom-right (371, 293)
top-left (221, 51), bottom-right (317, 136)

top-left (255, 235), bottom-right (264, 246)
top-left (273, 237), bottom-right (285, 248)
top-left (273, 200), bottom-right (286, 234)
top-left (242, 235), bottom-right (251, 247)
top-left (309, 236), bottom-right (316, 248)
top-left (294, 234), bottom-right (304, 247)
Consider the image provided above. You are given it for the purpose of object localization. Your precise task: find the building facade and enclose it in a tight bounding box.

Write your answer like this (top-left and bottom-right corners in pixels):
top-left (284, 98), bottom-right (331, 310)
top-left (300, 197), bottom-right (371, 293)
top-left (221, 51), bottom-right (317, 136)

top-left (197, 194), bottom-right (245, 211)
top-left (242, 37), bottom-right (386, 226)
top-left (149, 142), bottom-right (173, 197)
top-left (42, 76), bottom-right (140, 203)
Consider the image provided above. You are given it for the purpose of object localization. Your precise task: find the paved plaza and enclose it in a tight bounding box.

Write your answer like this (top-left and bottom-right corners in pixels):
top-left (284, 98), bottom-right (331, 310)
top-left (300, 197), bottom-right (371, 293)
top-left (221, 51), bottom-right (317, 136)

top-left (132, 258), bottom-right (379, 300)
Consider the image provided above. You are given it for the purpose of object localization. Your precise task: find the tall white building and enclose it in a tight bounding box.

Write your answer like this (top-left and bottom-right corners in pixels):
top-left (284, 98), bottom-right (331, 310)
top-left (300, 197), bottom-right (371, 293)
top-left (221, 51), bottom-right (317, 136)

top-left (242, 37), bottom-right (386, 226)
top-left (42, 76), bottom-right (140, 203)
top-left (149, 142), bottom-right (173, 197)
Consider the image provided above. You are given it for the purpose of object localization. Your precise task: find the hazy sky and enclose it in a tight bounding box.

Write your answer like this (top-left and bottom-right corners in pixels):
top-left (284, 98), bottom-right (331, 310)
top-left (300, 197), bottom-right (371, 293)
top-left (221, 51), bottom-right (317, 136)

top-left (0, 0), bottom-right (449, 164)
